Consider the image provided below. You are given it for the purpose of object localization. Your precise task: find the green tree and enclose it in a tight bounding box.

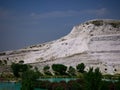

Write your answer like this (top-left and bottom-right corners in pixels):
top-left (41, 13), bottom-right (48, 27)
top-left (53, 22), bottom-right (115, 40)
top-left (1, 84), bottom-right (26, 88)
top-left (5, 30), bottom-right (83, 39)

top-left (21, 70), bottom-right (40, 90)
top-left (11, 63), bottom-right (20, 77)
top-left (43, 65), bottom-right (50, 71)
top-left (11, 63), bottom-right (29, 78)
top-left (43, 65), bottom-right (52, 76)
top-left (68, 66), bottom-right (76, 76)
top-left (3, 60), bottom-right (7, 65)
top-left (0, 60), bottom-right (2, 65)
top-left (116, 77), bottom-right (120, 90)
top-left (76, 63), bottom-right (85, 73)
top-left (52, 64), bottom-right (67, 75)
top-left (19, 60), bottom-right (24, 64)
top-left (34, 67), bottom-right (43, 76)
top-left (84, 67), bottom-right (102, 90)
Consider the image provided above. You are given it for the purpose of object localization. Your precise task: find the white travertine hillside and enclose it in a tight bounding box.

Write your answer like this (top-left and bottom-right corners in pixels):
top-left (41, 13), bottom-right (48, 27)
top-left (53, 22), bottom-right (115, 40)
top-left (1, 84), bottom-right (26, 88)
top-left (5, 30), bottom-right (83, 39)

top-left (0, 19), bottom-right (120, 74)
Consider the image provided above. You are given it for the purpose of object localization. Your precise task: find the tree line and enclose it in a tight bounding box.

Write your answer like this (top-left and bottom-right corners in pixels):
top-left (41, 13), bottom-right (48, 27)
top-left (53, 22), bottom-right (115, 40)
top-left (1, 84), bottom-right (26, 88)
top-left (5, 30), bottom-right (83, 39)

top-left (11, 63), bottom-right (120, 90)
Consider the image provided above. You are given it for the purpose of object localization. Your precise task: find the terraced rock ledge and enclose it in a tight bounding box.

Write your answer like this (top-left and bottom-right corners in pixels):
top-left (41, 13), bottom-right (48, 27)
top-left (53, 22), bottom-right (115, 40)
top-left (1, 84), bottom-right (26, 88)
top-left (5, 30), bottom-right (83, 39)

top-left (0, 19), bottom-right (120, 75)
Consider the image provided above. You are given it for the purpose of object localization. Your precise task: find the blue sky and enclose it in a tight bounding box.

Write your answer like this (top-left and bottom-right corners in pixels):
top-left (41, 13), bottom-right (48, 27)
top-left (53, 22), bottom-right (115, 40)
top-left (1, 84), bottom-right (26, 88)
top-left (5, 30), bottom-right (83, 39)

top-left (0, 0), bottom-right (120, 51)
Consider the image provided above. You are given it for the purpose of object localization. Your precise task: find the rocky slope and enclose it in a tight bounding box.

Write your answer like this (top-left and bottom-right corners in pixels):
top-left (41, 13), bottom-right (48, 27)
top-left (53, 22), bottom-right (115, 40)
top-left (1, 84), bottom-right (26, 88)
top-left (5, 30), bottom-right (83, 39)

top-left (0, 19), bottom-right (120, 74)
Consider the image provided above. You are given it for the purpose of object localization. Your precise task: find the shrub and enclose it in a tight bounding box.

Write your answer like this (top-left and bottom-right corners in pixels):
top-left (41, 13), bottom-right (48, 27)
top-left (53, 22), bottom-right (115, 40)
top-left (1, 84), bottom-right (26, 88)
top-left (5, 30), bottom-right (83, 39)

top-left (0, 60), bottom-right (2, 65)
top-left (52, 64), bottom-right (67, 75)
top-left (51, 82), bottom-right (67, 90)
top-left (43, 65), bottom-right (52, 76)
top-left (101, 81), bottom-right (112, 90)
top-left (11, 63), bottom-right (29, 78)
top-left (44, 65), bottom-right (50, 71)
top-left (91, 20), bottom-right (103, 26)
top-left (3, 60), bottom-right (7, 65)
top-left (19, 60), bottom-right (24, 64)
top-left (68, 66), bottom-right (76, 76)
top-left (35, 80), bottom-right (51, 89)
top-left (44, 71), bottom-right (52, 76)
top-left (84, 67), bottom-right (102, 90)
top-left (109, 22), bottom-right (120, 28)
top-left (21, 70), bottom-right (40, 90)
top-left (116, 77), bottom-right (120, 90)
top-left (76, 63), bottom-right (85, 73)
top-left (67, 80), bottom-right (82, 90)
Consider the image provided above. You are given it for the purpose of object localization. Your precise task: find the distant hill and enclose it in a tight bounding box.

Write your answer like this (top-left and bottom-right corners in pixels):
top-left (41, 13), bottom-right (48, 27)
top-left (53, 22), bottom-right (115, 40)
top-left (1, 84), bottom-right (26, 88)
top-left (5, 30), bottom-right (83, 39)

top-left (0, 19), bottom-right (120, 74)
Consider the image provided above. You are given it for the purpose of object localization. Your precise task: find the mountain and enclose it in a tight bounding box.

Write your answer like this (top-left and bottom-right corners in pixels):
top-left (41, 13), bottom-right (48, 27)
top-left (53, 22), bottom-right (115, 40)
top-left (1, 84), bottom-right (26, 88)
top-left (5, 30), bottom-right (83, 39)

top-left (0, 19), bottom-right (120, 74)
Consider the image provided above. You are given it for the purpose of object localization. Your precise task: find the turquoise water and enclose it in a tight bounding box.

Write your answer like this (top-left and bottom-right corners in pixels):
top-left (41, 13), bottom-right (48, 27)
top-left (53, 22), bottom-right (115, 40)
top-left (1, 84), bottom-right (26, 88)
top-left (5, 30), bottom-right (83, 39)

top-left (0, 78), bottom-right (76, 90)
top-left (0, 82), bottom-right (21, 90)
top-left (0, 82), bottom-right (46, 90)
top-left (39, 78), bottom-right (77, 82)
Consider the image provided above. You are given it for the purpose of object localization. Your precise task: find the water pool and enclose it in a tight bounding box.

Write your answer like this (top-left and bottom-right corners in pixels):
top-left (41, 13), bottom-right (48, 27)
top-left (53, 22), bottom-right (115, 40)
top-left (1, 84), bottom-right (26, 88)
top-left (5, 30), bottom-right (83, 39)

top-left (0, 78), bottom-right (77, 90)
top-left (39, 78), bottom-right (77, 82)
top-left (0, 82), bottom-right (20, 90)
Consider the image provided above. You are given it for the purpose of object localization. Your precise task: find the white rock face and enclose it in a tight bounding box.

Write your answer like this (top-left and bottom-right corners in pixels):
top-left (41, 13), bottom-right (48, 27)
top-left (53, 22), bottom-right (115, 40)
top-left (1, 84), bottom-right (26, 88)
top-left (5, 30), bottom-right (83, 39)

top-left (0, 19), bottom-right (120, 74)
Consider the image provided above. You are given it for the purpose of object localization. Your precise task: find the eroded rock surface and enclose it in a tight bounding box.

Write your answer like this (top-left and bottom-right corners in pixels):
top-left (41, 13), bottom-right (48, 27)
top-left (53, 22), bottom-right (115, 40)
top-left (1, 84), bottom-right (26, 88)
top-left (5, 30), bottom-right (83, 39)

top-left (0, 19), bottom-right (120, 74)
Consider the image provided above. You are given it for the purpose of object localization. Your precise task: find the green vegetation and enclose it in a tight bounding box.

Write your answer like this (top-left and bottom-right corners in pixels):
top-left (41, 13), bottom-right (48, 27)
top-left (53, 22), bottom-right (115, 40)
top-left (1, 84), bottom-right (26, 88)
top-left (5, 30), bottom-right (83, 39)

top-left (11, 63), bottom-right (40, 90)
top-left (43, 65), bottom-right (50, 71)
top-left (68, 66), bottom-right (76, 76)
top-left (52, 64), bottom-right (67, 75)
top-left (11, 63), bottom-right (29, 78)
top-left (76, 63), bottom-right (85, 73)
top-left (33, 67), bottom-right (120, 90)
top-left (21, 70), bottom-right (40, 90)
top-left (91, 20), bottom-right (103, 26)
top-left (84, 68), bottom-right (102, 90)
top-left (0, 60), bottom-right (2, 65)
top-left (8, 62), bottom-right (120, 90)
top-left (91, 20), bottom-right (120, 28)
top-left (109, 22), bottom-right (120, 28)
top-left (116, 77), bottom-right (120, 90)
top-left (43, 65), bottom-right (52, 76)
top-left (19, 60), bottom-right (24, 64)
top-left (3, 60), bottom-right (7, 65)
top-left (0, 60), bottom-right (7, 66)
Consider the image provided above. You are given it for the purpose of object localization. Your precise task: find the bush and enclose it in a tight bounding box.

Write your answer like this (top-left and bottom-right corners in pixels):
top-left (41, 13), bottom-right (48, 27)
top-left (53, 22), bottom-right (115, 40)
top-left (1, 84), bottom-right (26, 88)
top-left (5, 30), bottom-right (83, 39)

top-left (44, 71), bottom-right (52, 76)
top-left (44, 65), bottom-right (50, 71)
top-left (11, 63), bottom-right (29, 78)
top-left (43, 65), bottom-right (52, 76)
top-left (84, 68), bottom-right (102, 90)
top-left (21, 70), bottom-right (40, 90)
top-left (68, 66), bottom-right (76, 76)
top-left (51, 82), bottom-right (67, 90)
top-left (116, 77), bottom-right (120, 90)
top-left (91, 20), bottom-right (103, 26)
top-left (52, 64), bottom-right (67, 75)
top-left (101, 81), bottom-right (112, 90)
top-left (76, 63), bottom-right (85, 73)
top-left (0, 60), bottom-right (2, 65)
top-left (19, 60), bottom-right (24, 64)
top-left (109, 22), bottom-right (120, 28)
top-left (35, 80), bottom-right (51, 89)
top-left (67, 80), bottom-right (82, 90)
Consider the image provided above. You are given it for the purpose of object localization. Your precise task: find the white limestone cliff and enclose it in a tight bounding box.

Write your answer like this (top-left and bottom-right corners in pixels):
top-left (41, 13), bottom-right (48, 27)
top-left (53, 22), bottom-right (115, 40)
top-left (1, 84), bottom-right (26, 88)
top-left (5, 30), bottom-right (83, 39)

top-left (0, 19), bottom-right (120, 74)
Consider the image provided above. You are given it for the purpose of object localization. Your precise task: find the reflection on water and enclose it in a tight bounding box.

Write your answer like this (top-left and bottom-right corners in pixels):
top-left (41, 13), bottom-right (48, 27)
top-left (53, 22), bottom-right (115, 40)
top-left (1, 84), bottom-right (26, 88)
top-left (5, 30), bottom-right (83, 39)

top-left (39, 78), bottom-right (77, 82)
